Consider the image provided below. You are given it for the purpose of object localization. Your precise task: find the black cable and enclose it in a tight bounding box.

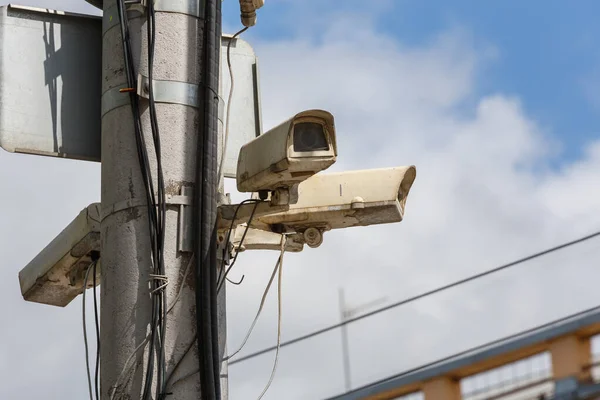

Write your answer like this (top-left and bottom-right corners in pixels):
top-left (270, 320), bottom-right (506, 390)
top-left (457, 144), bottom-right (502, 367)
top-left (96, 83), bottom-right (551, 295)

top-left (82, 265), bottom-right (94, 400)
top-left (93, 260), bottom-right (100, 400)
top-left (145, 1), bottom-right (168, 398)
top-left (216, 199), bottom-right (262, 288)
top-left (196, 0), bottom-right (221, 397)
top-left (115, 1), bottom-right (164, 398)
top-left (217, 200), bottom-right (261, 292)
top-left (229, 230), bottom-right (600, 366)
top-left (226, 275), bottom-right (245, 285)
top-left (210, 224), bottom-right (220, 397)
top-left (324, 304), bottom-right (600, 400)
top-left (211, 1), bottom-right (224, 394)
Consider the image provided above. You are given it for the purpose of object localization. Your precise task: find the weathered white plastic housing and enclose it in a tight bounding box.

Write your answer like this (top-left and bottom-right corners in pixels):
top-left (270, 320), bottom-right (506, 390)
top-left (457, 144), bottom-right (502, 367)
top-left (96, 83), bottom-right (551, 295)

top-left (256, 166), bottom-right (417, 232)
top-left (236, 109), bottom-right (337, 194)
top-left (232, 226), bottom-right (304, 252)
top-left (18, 203), bottom-right (101, 307)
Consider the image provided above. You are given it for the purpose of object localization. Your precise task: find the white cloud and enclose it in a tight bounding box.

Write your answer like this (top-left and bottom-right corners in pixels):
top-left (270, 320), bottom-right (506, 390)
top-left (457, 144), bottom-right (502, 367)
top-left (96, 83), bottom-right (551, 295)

top-left (1, 1), bottom-right (600, 400)
top-left (226, 9), bottom-right (600, 400)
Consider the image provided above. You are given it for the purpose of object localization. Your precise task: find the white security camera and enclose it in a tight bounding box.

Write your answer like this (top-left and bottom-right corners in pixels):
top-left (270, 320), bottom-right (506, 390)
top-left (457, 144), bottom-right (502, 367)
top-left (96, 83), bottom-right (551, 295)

top-left (236, 109), bottom-right (337, 204)
top-left (18, 203), bottom-right (101, 307)
top-left (255, 166), bottom-right (416, 245)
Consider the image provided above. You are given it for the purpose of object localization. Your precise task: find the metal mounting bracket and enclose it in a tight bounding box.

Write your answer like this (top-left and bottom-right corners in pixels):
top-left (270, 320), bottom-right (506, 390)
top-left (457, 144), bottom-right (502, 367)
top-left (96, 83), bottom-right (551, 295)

top-left (177, 186), bottom-right (194, 253)
top-left (136, 75), bottom-right (225, 112)
top-left (148, 0), bottom-right (202, 18)
top-left (102, 76), bottom-right (224, 118)
top-left (232, 228), bottom-right (304, 253)
top-left (137, 75), bottom-right (200, 108)
top-left (217, 201), bottom-right (290, 231)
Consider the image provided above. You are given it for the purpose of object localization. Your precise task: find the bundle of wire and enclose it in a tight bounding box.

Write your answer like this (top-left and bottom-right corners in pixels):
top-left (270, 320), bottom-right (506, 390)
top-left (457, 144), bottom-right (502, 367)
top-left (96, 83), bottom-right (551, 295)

top-left (116, 1), bottom-right (168, 399)
top-left (195, 0), bottom-right (224, 398)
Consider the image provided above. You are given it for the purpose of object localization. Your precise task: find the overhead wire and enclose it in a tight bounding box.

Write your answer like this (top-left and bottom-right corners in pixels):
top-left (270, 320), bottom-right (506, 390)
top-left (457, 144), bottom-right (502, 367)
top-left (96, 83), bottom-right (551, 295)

top-left (228, 230), bottom-right (600, 366)
top-left (325, 304), bottom-right (600, 400)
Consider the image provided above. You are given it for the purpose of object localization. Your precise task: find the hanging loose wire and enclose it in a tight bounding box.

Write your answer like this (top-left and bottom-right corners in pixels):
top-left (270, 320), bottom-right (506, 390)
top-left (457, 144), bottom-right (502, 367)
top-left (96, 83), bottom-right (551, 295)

top-left (216, 199), bottom-right (262, 289)
top-left (217, 200), bottom-right (262, 291)
top-left (257, 236), bottom-right (286, 400)
top-left (93, 260), bottom-right (101, 400)
top-left (224, 250), bottom-right (282, 361)
top-left (217, 26), bottom-right (250, 186)
top-left (166, 236), bottom-right (288, 392)
top-left (82, 264), bottom-right (94, 400)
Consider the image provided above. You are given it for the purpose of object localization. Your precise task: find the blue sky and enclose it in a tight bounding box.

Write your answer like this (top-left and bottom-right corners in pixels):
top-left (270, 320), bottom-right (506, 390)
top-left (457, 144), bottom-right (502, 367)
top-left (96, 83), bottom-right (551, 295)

top-left (222, 0), bottom-right (600, 165)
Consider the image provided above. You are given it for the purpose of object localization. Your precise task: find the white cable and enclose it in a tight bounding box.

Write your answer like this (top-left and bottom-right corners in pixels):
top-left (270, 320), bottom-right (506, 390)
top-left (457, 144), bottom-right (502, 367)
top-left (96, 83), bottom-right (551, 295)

top-left (109, 254), bottom-right (195, 400)
top-left (217, 26), bottom-right (249, 186)
top-left (168, 242), bottom-right (287, 392)
top-left (257, 235), bottom-right (286, 400)
top-left (109, 336), bottom-right (150, 400)
top-left (83, 264), bottom-right (94, 400)
top-left (224, 247), bottom-right (282, 361)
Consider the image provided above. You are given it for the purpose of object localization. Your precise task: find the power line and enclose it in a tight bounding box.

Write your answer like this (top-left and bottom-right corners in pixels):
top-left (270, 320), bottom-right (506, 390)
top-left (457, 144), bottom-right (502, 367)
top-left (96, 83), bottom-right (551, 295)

top-left (324, 304), bottom-right (600, 400)
top-left (229, 230), bottom-right (600, 366)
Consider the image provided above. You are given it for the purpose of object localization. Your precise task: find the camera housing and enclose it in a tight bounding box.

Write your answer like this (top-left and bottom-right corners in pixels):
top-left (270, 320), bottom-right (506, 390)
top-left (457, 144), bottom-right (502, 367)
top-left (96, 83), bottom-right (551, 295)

top-left (256, 166), bottom-right (416, 234)
top-left (18, 203), bottom-right (101, 307)
top-left (236, 109), bottom-right (337, 204)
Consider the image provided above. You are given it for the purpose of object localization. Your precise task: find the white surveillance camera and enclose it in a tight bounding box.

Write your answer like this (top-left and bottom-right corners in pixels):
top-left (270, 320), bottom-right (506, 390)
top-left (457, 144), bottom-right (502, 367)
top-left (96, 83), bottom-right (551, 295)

top-left (236, 109), bottom-right (337, 204)
top-left (18, 203), bottom-right (101, 307)
top-left (256, 166), bottom-right (416, 239)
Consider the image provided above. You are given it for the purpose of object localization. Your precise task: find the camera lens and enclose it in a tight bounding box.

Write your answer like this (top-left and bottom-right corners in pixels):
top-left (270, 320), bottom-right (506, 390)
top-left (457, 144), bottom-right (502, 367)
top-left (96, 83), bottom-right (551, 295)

top-left (293, 122), bottom-right (329, 152)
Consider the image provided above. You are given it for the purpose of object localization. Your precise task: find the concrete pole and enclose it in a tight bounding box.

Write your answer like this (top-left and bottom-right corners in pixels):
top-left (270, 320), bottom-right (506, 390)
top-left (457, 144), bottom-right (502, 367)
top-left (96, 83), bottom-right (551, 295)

top-left (100, 1), bottom-right (226, 399)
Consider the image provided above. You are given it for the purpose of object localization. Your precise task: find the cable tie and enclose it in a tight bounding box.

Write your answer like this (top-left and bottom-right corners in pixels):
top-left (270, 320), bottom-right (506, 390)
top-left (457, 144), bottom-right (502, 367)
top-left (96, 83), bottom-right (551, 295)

top-left (149, 274), bottom-right (169, 295)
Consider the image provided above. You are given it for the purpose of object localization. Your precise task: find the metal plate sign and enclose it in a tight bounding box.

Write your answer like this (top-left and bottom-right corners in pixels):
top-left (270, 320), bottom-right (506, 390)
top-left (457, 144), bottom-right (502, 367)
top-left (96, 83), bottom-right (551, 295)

top-left (220, 35), bottom-right (262, 178)
top-left (0, 5), bottom-right (102, 161)
top-left (0, 4), bottom-right (262, 177)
